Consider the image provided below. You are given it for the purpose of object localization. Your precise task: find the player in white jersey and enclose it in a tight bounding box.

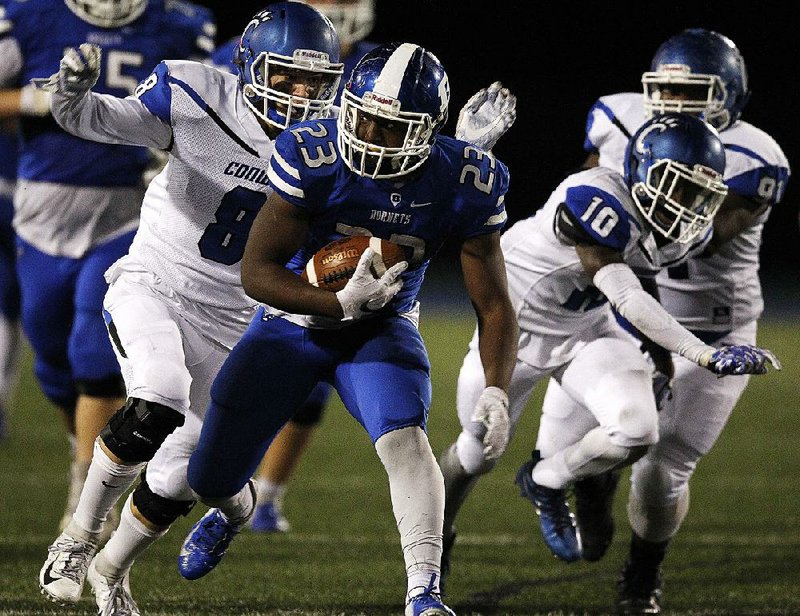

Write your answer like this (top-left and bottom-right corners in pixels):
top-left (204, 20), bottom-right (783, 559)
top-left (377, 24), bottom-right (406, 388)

top-left (35, 3), bottom-right (345, 613)
top-left (579, 29), bottom-right (790, 614)
top-left (438, 112), bottom-right (782, 596)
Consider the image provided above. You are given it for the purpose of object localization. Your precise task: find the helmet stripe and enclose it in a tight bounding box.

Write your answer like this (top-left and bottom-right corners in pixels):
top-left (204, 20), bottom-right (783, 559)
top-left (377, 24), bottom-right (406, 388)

top-left (373, 43), bottom-right (418, 98)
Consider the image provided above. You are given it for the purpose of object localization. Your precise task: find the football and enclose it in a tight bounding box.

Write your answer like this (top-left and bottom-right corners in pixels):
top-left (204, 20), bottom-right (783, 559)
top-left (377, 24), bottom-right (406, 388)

top-left (300, 236), bottom-right (408, 292)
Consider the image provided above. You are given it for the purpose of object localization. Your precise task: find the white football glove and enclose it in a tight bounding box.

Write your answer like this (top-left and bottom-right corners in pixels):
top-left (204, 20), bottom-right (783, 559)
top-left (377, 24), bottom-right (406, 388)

top-left (335, 247), bottom-right (407, 321)
top-left (471, 386), bottom-right (510, 460)
top-left (31, 43), bottom-right (101, 98)
top-left (455, 81), bottom-right (517, 151)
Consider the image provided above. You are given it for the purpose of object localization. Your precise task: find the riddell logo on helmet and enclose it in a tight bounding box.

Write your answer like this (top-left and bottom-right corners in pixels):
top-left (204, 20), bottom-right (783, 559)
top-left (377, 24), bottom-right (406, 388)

top-left (363, 91), bottom-right (401, 113)
top-left (659, 63), bottom-right (692, 75)
top-left (294, 49), bottom-right (331, 66)
top-left (322, 249), bottom-right (360, 265)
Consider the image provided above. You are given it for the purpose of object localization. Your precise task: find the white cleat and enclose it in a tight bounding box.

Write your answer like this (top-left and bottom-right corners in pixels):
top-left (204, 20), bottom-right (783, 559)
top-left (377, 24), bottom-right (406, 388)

top-left (87, 558), bottom-right (141, 616)
top-left (39, 532), bottom-right (97, 604)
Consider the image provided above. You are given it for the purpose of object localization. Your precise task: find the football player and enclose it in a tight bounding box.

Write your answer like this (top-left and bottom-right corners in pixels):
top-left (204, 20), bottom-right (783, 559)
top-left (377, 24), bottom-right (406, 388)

top-left (438, 113), bottom-right (781, 596)
top-left (179, 41), bottom-right (519, 616)
top-left (35, 2), bottom-right (342, 613)
top-left (0, 0), bottom-right (215, 544)
top-left (207, 0), bottom-right (381, 535)
top-left (578, 28), bottom-right (790, 614)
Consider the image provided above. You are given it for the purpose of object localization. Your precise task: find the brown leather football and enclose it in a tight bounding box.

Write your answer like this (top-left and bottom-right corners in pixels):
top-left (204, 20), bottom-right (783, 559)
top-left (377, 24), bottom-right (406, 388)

top-left (300, 236), bottom-right (408, 292)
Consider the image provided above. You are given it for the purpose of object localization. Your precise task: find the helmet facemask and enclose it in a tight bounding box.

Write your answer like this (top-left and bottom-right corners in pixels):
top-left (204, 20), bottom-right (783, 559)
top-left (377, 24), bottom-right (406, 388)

top-left (631, 158), bottom-right (727, 244)
top-left (64, 0), bottom-right (147, 28)
top-left (241, 49), bottom-right (342, 131)
top-left (642, 64), bottom-right (730, 130)
top-left (337, 89), bottom-right (439, 179)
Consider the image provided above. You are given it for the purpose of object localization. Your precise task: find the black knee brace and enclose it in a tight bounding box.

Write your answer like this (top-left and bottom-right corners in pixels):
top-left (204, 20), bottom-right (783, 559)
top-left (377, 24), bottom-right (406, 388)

top-left (75, 374), bottom-right (126, 398)
top-left (100, 397), bottom-right (185, 464)
top-left (132, 475), bottom-right (195, 528)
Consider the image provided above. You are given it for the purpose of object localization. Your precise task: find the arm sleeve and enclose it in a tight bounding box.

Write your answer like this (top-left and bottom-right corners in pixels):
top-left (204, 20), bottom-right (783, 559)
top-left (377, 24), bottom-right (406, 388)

top-left (50, 90), bottom-right (172, 150)
top-left (593, 262), bottom-right (715, 365)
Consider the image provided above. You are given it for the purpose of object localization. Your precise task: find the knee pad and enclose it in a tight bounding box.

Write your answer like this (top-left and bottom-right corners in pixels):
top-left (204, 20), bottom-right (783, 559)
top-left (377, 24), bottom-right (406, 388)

top-left (75, 374), bottom-right (126, 398)
top-left (455, 431), bottom-right (497, 475)
top-left (100, 397), bottom-right (185, 463)
top-left (132, 475), bottom-right (195, 528)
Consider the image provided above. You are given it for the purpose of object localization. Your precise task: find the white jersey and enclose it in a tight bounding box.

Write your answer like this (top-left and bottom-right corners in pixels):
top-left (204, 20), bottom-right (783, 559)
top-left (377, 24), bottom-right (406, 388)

top-left (584, 92), bottom-right (791, 334)
top-left (502, 166), bottom-right (706, 368)
top-left (51, 60), bottom-right (276, 312)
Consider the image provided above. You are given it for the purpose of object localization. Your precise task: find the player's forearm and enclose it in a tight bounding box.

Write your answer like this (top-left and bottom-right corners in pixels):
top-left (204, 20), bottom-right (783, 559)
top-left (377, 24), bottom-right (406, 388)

top-left (51, 90), bottom-right (171, 149)
top-left (594, 263), bottom-right (714, 365)
top-left (242, 261), bottom-right (344, 319)
top-left (476, 300), bottom-right (519, 390)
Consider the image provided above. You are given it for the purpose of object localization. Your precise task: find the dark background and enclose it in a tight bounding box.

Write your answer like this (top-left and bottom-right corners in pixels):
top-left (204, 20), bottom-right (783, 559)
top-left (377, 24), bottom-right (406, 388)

top-left (202, 1), bottom-right (799, 294)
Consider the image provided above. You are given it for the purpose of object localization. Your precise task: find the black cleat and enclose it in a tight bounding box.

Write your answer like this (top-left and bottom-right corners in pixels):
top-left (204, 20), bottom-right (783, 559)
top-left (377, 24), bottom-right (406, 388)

top-left (616, 559), bottom-right (663, 615)
top-left (439, 527), bottom-right (456, 596)
top-left (574, 469), bottom-right (621, 561)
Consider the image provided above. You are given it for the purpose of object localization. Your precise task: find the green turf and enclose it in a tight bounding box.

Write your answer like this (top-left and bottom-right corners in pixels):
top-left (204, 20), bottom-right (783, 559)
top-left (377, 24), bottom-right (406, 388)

top-left (1, 317), bottom-right (798, 615)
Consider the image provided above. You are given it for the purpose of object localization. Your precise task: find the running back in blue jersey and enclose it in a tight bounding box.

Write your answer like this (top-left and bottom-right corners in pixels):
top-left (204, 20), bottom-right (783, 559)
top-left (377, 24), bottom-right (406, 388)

top-left (1, 0), bottom-right (214, 186)
top-left (268, 117), bottom-right (509, 315)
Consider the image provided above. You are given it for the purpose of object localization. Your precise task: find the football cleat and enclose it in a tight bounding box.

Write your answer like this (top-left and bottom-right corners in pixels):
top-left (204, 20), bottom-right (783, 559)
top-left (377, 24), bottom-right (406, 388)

top-left (405, 589), bottom-right (456, 616)
top-left (616, 559), bottom-right (663, 615)
top-left (249, 500), bottom-right (290, 533)
top-left (439, 527), bottom-right (456, 596)
top-left (87, 558), bottom-right (140, 616)
top-left (515, 454), bottom-right (582, 562)
top-left (574, 469), bottom-right (621, 562)
top-left (178, 508), bottom-right (242, 580)
top-left (39, 532), bottom-right (98, 604)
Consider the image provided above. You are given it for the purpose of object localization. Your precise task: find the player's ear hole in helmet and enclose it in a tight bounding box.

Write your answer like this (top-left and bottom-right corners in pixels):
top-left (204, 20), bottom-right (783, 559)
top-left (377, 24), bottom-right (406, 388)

top-left (337, 42), bottom-right (450, 180)
top-left (624, 113), bottom-right (728, 244)
top-left (234, 2), bottom-right (344, 132)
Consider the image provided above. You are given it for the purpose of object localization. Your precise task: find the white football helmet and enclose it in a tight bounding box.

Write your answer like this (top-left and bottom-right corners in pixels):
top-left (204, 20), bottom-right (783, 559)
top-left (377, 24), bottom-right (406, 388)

top-left (64, 0), bottom-right (148, 28)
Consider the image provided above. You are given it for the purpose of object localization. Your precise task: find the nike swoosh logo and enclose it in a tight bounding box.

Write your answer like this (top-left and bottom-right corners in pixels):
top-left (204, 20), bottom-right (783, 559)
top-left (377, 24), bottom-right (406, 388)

top-left (409, 201), bottom-right (432, 208)
top-left (102, 480), bottom-right (120, 488)
top-left (42, 560), bottom-right (60, 586)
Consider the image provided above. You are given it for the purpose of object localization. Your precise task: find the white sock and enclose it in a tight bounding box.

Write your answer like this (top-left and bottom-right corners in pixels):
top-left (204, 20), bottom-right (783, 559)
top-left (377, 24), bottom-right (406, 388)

top-left (254, 477), bottom-right (285, 504)
top-left (72, 440), bottom-right (145, 534)
top-left (374, 427), bottom-right (444, 602)
top-left (204, 480), bottom-right (256, 526)
top-left (96, 494), bottom-right (168, 578)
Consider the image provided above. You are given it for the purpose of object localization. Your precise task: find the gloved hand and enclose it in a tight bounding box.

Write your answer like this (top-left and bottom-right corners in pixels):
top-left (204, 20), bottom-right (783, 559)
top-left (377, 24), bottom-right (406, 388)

top-left (31, 43), bottom-right (101, 98)
top-left (651, 370), bottom-right (672, 411)
top-left (703, 344), bottom-right (782, 376)
top-left (19, 84), bottom-right (51, 116)
top-left (471, 386), bottom-right (510, 459)
top-left (455, 81), bottom-right (517, 151)
top-left (335, 247), bottom-right (407, 321)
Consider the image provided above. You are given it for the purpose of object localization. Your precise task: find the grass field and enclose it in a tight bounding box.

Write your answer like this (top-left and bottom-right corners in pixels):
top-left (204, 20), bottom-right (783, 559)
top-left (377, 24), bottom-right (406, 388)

top-left (1, 315), bottom-right (798, 616)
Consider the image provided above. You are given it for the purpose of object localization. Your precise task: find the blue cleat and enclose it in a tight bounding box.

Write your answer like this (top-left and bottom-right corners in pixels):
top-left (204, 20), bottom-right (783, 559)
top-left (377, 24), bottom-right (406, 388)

top-left (249, 500), bottom-right (290, 533)
top-left (515, 453), bottom-right (583, 562)
top-left (405, 589), bottom-right (456, 616)
top-left (178, 509), bottom-right (241, 580)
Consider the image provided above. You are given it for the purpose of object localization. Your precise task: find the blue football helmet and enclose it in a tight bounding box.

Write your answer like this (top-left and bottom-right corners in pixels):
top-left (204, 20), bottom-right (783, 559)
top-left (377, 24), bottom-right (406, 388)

top-left (235, 2), bottom-right (344, 130)
top-left (338, 42), bottom-right (450, 179)
top-left (642, 28), bottom-right (750, 131)
top-left (624, 113), bottom-right (728, 244)
top-left (64, 0), bottom-right (147, 27)
top-left (306, 0), bottom-right (374, 48)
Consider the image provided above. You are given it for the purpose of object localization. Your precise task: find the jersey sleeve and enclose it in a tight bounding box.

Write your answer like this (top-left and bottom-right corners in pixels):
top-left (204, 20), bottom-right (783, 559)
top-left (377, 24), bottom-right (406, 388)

top-left (266, 124), bottom-right (313, 210)
top-left (724, 146), bottom-right (790, 207)
top-left (134, 62), bottom-right (173, 124)
top-left (584, 98), bottom-right (613, 153)
top-left (458, 150), bottom-right (511, 239)
top-left (561, 184), bottom-right (632, 252)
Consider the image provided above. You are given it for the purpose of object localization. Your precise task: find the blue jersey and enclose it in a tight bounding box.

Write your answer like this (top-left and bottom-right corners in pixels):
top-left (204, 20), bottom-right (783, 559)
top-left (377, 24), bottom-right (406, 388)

top-left (267, 118), bottom-right (509, 316)
top-left (0, 0), bottom-right (214, 186)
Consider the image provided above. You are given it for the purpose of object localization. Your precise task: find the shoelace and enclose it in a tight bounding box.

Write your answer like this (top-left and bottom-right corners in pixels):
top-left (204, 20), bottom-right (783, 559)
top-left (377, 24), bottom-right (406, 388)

top-left (103, 583), bottom-right (139, 616)
top-left (197, 514), bottom-right (237, 555)
top-left (49, 540), bottom-right (94, 583)
top-left (535, 485), bottom-right (576, 533)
